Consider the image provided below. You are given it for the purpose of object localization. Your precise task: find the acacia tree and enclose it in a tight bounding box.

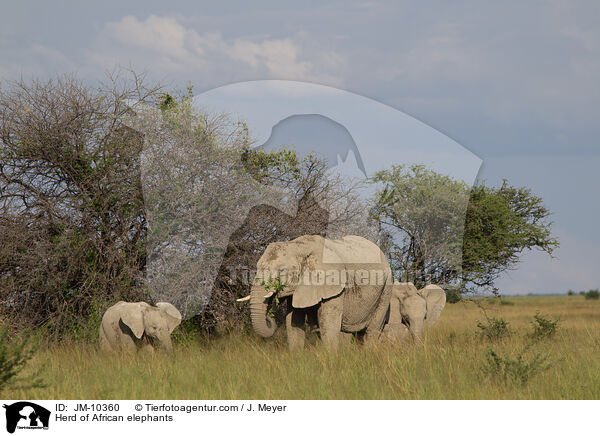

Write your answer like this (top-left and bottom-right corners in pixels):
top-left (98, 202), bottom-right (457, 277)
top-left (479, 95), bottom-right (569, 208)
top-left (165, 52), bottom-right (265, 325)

top-left (369, 165), bottom-right (470, 286)
top-left (461, 181), bottom-right (559, 292)
top-left (369, 165), bottom-right (558, 295)
top-left (0, 73), bottom-right (159, 337)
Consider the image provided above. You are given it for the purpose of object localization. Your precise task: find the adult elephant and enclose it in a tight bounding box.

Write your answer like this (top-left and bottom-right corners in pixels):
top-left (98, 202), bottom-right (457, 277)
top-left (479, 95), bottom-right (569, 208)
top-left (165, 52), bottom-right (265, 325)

top-left (237, 235), bottom-right (393, 350)
top-left (99, 301), bottom-right (182, 352)
top-left (384, 282), bottom-right (446, 342)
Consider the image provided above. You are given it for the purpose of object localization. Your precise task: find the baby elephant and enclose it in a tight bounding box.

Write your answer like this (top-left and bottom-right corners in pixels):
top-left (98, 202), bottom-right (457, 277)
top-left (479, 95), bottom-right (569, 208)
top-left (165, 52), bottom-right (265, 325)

top-left (99, 301), bottom-right (182, 352)
top-left (384, 282), bottom-right (446, 342)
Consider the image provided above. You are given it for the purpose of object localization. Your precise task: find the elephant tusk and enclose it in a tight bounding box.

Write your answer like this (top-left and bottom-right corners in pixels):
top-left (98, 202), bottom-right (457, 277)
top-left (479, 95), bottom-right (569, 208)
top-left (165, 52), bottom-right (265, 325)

top-left (263, 291), bottom-right (275, 299)
top-left (236, 295), bottom-right (251, 302)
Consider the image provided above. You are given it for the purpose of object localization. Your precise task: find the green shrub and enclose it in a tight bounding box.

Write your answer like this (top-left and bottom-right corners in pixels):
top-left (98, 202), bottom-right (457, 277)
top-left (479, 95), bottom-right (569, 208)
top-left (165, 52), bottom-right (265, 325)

top-left (500, 299), bottom-right (515, 306)
top-left (446, 287), bottom-right (462, 303)
top-left (585, 289), bottom-right (599, 300)
top-left (0, 327), bottom-right (45, 392)
top-left (477, 317), bottom-right (511, 341)
top-left (530, 312), bottom-right (559, 340)
top-left (481, 343), bottom-right (551, 386)
top-left (567, 290), bottom-right (574, 296)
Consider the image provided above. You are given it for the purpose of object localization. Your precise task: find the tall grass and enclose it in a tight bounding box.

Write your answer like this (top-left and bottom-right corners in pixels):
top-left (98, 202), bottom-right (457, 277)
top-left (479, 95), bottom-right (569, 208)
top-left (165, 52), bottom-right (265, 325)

top-left (3, 295), bottom-right (599, 399)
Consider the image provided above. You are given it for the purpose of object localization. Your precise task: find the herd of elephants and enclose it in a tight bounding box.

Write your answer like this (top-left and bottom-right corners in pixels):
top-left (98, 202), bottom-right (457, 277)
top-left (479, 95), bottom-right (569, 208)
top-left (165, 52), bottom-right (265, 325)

top-left (99, 235), bottom-right (447, 352)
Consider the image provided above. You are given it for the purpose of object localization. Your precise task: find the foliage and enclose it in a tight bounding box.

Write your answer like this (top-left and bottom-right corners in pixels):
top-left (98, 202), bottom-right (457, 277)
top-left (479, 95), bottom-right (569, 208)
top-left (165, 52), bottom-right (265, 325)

top-left (480, 311), bottom-right (558, 387)
top-left (261, 277), bottom-right (286, 319)
top-left (462, 181), bottom-right (558, 293)
top-left (369, 165), bottom-right (468, 287)
top-left (530, 312), bottom-right (559, 340)
top-left (584, 289), bottom-right (599, 300)
top-left (369, 165), bottom-right (558, 294)
top-left (567, 290), bottom-right (574, 296)
top-left (477, 317), bottom-right (511, 341)
top-left (445, 286), bottom-right (463, 304)
top-left (136, 85), bottom-right (261, 321)
top-left (481, 343), bottom-right (551, 386)
top-left (0, 327), bottom-right (45, 392)
top-left (0, 73), bottom-right (159, 338)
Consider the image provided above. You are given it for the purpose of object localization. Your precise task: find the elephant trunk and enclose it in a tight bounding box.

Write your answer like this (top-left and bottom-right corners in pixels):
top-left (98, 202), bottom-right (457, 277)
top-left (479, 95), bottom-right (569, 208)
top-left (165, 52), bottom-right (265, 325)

top-left (156, 332), bottom-right (173, 352)
top-left (409, 317), bottom-right (424, 343)
top-left (250, 285), bottom-right (276, 338)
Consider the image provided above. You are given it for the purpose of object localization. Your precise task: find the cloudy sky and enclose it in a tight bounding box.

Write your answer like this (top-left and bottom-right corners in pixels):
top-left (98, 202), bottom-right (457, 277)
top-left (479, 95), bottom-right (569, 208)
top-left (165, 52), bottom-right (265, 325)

top-left (2, 1), bottom-right (599, 294)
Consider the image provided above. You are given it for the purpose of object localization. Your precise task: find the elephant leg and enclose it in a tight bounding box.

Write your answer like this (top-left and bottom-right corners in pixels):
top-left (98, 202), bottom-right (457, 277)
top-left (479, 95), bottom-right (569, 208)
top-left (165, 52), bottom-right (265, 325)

top-left (340, 332), bottom-right (353, 345)
top-left (286, 310), bottom-right (306, 351)
top-left (140, 340), bottom-right (155, 354)
top-left (119, 331), bottom-right (138, 352)
top-left (318, 296), bottom-right (343, 350)
top-left (385, 322), bottom-right (411, 341)
top-left (364, 281), bottom-right (393, 343)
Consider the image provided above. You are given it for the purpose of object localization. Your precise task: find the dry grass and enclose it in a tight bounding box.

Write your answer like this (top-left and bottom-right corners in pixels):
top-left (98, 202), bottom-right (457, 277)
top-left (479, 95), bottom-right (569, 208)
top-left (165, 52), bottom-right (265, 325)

top-left (4, 295), bottom-right (599, 399)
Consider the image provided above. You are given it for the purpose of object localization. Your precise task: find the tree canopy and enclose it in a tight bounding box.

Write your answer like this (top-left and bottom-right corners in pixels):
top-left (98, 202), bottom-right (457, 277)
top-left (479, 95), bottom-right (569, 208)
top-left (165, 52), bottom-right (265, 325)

top-left (461, 181), bottom-right (559, 292)
top-left (369, 165), bottom-right (558, 295)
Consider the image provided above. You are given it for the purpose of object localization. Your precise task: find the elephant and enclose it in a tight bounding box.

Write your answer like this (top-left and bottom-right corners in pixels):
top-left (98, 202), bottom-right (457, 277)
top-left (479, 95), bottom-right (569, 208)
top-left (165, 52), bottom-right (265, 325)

top-left (99, 301), bottom-right (182, 352)
top-left (237, 234), bottom-right (393, 350)
top-left (383, 282), bottom-right (446, 342)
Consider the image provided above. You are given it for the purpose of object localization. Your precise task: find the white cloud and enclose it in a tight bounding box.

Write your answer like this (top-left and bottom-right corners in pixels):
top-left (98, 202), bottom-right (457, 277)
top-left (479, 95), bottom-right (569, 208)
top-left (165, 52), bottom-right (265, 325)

top-left (230, 38), bottom-right (312, 78)
top-left (86, 15), bottom-right (344, 83)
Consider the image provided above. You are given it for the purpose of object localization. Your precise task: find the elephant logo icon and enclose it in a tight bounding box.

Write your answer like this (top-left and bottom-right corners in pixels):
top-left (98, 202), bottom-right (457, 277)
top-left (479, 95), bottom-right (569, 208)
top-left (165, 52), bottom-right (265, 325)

top-left (2, 402), bottom-right (50, 433)
top-left (257, 114), bottom-right (367, 176)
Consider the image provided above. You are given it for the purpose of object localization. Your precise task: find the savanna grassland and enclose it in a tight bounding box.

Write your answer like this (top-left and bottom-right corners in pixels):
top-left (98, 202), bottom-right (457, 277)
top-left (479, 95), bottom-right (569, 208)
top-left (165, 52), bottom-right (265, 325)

top-left (4, 295), bottom-right (599, 400)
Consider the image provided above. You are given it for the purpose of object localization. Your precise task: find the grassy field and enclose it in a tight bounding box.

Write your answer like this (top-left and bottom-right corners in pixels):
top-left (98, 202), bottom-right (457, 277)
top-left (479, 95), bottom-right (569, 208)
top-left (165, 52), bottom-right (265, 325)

top-left (4, 295), bottom-right (599, 400)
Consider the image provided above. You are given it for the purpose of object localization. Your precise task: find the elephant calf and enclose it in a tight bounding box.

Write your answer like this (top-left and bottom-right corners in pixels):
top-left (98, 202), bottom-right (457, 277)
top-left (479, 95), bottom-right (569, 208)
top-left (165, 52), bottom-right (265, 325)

top-left (383, 282), bottom-right (446, 342)
top-left (99, 301), bottom-right (182, 352)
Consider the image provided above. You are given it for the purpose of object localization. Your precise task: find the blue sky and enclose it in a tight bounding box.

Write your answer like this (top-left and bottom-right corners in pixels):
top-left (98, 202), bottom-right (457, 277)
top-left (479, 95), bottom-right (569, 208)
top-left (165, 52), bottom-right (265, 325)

top-left (1, 1), bottom-right (599, 294)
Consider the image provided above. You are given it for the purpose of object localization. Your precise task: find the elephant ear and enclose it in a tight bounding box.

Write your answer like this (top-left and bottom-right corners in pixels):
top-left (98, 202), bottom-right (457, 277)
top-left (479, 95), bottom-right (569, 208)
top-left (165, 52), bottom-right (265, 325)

top-left (291, 237), bottom-right (346, 308)
top-left (120, 302), bottom-right (147, 339)
top-left (156, 302), bottom-right (182, 333)
top-left (420, 284), bottom-right (446, 326)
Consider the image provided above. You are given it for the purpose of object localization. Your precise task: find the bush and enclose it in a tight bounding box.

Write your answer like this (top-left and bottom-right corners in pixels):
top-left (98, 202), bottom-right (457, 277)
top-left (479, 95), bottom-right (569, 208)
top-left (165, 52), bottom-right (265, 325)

top-left (585, 289), bottom-right (599, 300)
top-left (500, 299), bottom-right (515, 306)
top-left (477, 317), bottom-right (511, 341)
top-left (0, 327), bottom-right (44, 392)
top-left (481, 343), bottom-right (551, 386)
top-left (530, 312), bottom-right (559, 340)
top-left (446, 287), bottom-right (462, 303)
top-left (567, 290), bottom-right (574, 296)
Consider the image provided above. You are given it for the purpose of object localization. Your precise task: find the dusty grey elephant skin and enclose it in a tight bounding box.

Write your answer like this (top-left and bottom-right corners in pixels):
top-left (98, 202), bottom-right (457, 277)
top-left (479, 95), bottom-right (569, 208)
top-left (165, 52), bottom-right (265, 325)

top-left (99, 302), bottom-right (182, 352)
top-left (238, 235), bottom-right (393, 350)
top-left (384, 282), bottom-right (446, 342)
